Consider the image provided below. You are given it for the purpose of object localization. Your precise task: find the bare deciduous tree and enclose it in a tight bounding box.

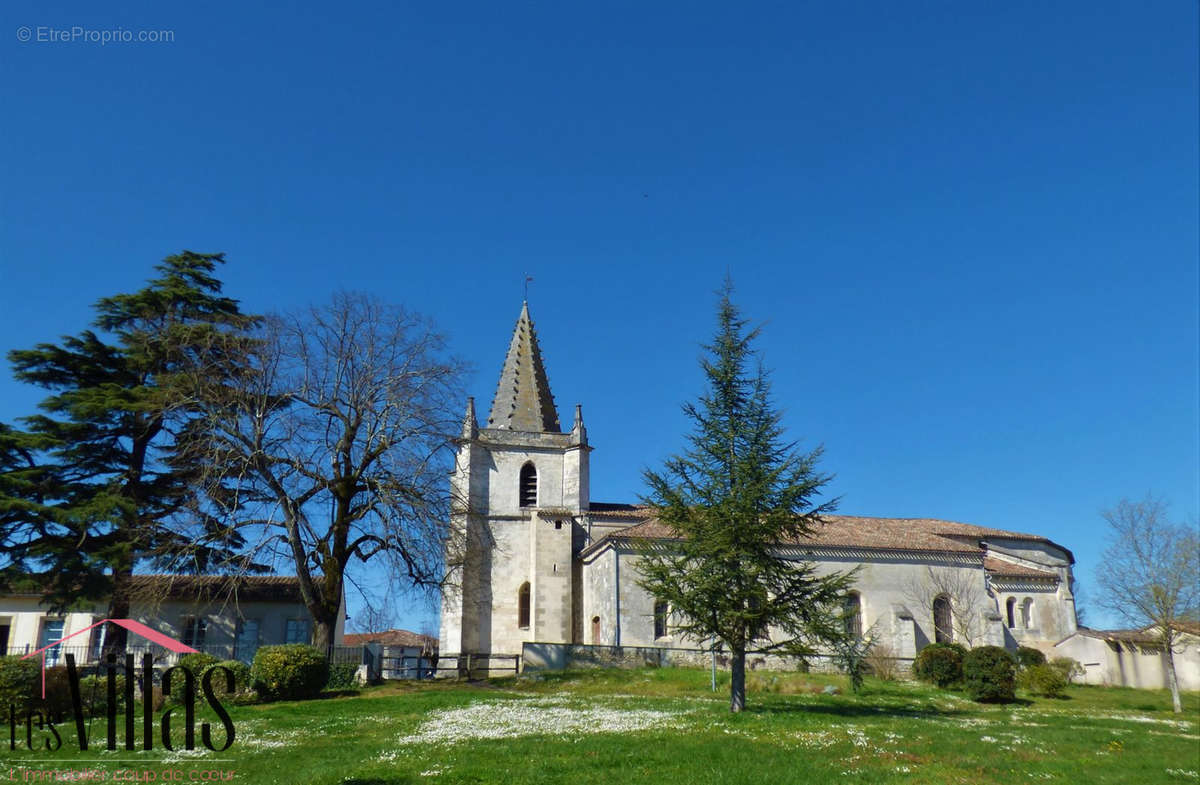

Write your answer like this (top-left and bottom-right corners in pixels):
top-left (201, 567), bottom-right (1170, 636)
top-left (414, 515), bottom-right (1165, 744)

top-left (352, 589), bottom-right (399, 635)
top-left (1096, 495), bottom-right (1199, 713)
top-left (186, 292), bottom-right (466, 651)
top-left (901, 565), bottom-right (989, 647)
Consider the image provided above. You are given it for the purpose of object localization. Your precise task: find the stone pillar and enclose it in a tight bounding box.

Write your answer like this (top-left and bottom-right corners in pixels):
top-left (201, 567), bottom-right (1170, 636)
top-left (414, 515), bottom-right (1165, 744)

top-left (531, 511), bottom-right (573, 643)
top-left (891, 604), bottom-right (917, 658)
top-left (982, 609), bottom-right (1006, 647)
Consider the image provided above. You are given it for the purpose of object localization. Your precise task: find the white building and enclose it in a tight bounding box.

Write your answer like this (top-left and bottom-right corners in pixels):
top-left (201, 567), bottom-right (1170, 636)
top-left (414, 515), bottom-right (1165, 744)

top-left (440, 303), bottom-right (1088, 669)
top-left (1054, 624), bottom-right (1200, 690)
top-left (1, 575), bottom-right (344, 664)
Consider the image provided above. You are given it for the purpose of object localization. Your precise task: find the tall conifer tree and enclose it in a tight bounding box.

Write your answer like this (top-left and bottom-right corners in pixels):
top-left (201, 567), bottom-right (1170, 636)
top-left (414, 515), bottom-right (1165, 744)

top-left (637, 283), bottom-right (855, 712)
top-left (0, 252), bottom-right (260, 654)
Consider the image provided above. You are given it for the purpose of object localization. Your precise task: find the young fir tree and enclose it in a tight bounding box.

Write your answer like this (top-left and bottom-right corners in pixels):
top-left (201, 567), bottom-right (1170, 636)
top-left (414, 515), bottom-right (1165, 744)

top-left (636, 284), bottom-right (855, 712)
top-left (0, 252), bottom-right (261, 654)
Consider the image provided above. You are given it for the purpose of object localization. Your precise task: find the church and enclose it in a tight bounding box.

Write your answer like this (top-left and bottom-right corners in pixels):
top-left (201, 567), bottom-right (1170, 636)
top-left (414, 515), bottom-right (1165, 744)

top-left (439, 302), bottom-right (1083, 670)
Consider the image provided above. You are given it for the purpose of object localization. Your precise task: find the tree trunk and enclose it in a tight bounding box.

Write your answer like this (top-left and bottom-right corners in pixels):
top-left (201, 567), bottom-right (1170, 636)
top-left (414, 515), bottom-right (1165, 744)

top-left (103, 563), bottom-right (134, 658)
top-left (312, 617), bottom-right (335, 654)
top-left (1164, 639), bottom-right (1183, 713)
top-left (729, 648), bottom-right (746, 713)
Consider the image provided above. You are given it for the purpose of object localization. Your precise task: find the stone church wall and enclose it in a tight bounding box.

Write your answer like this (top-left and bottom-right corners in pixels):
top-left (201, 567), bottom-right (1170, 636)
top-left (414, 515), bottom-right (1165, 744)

top-left (522, 641), bottom-right (915, 676)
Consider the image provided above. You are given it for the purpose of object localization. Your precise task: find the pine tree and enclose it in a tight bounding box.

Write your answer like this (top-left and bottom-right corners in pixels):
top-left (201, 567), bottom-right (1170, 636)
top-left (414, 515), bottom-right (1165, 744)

top-left (636, 283), bottom-right (855, 712)
top-left (0, 252), bottom-right (261, 654)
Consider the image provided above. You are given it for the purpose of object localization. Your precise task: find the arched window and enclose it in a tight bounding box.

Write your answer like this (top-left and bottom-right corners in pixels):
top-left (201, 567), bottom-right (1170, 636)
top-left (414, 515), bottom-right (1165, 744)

top-left (1021, 598), bottom-right (1034, 629)
top-left (517, 582), bottom-right (531, 629)
top-left (1006, 597), bottom-right (1017, 628)
top-left (653, 600), bottom-right (669, 639)
top-left (843, 593), bottom-right (863, 640)
top-left (519, 462), bottom-right (538, 508)
top-left (932, 595), bottom-right (953, 643)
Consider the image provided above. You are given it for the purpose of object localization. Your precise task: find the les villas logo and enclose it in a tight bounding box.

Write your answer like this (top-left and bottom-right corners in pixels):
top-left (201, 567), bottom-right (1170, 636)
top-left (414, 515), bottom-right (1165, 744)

top-left (9, 618), bottom-right (236, 753)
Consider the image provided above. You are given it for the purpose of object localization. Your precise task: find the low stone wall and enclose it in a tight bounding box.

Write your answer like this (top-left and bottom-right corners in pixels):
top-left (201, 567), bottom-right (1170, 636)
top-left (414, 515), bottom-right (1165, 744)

top-left (522, 641), bottom-right (914, 675)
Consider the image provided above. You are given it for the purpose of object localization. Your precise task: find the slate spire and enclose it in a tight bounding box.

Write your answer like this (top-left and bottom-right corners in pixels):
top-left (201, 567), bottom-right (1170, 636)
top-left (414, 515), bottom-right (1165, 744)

top-left (486, 301), bottom-right (561, 432)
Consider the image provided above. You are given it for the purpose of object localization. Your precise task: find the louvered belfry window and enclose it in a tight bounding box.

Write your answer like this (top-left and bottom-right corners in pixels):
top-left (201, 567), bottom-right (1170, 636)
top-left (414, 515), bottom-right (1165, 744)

top-left (519, 462), bottom-right (537, 507)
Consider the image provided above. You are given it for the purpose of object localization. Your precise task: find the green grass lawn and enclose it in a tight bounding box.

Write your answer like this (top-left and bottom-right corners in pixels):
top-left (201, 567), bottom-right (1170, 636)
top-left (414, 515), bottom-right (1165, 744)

top-left (3, 668), bottom-right (1198, 784)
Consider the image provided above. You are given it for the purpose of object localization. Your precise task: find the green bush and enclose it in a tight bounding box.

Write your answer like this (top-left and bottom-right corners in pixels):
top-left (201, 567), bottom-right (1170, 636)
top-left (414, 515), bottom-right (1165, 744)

top-left (913, 643), bottom-right (966, 687)
top-left (205, 660), bottom-right (252, 696)
top-left (0, 656), bottom-right (39, 713)
top-left (1015, 646), bottom-right (1047, 669)
top-left (77, 674), bottom-right (127, 716)
top-left (1048, 657), bottom-right (1084, 684)
top-left (1019, 663), bottom-right (1067, 698)
top-left (251, 644), bottom-right (329, 701)
top-left (325, 662), bottom-right (359, 691)
top-left (963, 645), bottom-right (1016, 703)
top-left (177, 652), bottom-right (221, 674)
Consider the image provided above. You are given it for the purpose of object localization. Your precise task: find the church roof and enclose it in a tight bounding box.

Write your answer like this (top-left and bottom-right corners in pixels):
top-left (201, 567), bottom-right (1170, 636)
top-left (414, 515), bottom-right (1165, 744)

top-left (486, 302), bottom-right (561, 432)
top-left (587, 502), bottom-right (655, 519)
top-left (584, 509), bottom-right (1073, 562)
top-left (983, 557), bottom-right (1058, 579)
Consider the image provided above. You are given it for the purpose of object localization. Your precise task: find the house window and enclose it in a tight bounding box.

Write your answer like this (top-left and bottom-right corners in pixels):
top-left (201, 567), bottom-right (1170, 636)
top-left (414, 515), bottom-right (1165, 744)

top-left (180, 616), bottom-right (207, 649)
top-left (236, 619), bottom-right (260, 662)
top-left (1021, 598), bottom-right (1034, 629)
top-left (517, 582), bottom-right (531, 629)
top-left (88, 621), bottom-right (107, 661)
top-left (285, 619), bottom-right (310, 645)
top-left (519, 463), bottom-right (537, 508)
top-left (1006, 597), bottom-right (1017, 628)
top-left (0, 619), bottom-right (10, 653)
top-left (932, 595), bottom-right (953, 644)
top-left (843, 593), bottom-right (863, 640)
top-left (653, 600), bottom-right (669, 639)
top-left (39, 618), bottom-right (65, 666)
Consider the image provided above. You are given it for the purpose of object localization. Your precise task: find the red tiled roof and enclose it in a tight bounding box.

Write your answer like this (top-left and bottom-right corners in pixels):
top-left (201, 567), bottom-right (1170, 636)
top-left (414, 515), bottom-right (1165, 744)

top-left (588, 510), bottom-right (1071, 560)
top-left (1074, 627), bottom-right (1160, 644)
top-left (983, 557), bottom-right (1058, 579)
top-left (588, 502), bottom-right (654, 519)
top-left (343, 628), bottom-right (438, 650)
top-left (127, 575), bottom-right (304, 603)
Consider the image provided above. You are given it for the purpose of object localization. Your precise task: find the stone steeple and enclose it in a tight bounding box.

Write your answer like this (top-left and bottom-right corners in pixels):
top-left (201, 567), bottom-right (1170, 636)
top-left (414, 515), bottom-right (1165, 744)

top-left (486, 301), bottom-right (561, 432)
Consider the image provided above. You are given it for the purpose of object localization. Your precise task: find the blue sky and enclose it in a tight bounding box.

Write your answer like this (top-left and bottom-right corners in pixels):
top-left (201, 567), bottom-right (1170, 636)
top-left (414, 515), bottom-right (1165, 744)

top-left (2, 2), bottom-right (1196, 633)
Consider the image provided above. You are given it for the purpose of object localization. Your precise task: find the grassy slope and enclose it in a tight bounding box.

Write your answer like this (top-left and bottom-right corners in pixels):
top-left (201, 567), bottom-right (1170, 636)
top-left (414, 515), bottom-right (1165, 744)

top-left (2, 669), bottom-right (1197, 785)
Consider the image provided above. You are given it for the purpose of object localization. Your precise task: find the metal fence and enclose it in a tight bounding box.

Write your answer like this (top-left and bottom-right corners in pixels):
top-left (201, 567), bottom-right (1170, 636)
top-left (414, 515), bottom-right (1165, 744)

top-left (4, 643), bottom-right (370, 669)
top-left (434, 653), bottom-right (521, 678)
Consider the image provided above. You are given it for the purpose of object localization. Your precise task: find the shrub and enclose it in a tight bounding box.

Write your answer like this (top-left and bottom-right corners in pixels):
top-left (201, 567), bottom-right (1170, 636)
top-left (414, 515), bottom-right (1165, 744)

top-left (0, 656), bottom-right (39, 713)
top-left (251, 644), bottom-right (329, 701)
top-left (913, 643), bottom-right (965, 687)
top-left (963, 645), bottom-right (1016, 703)
top-left (77, 674), bottom-right (127, 716)
top-left (1048, 657), bottom-right (1085, 685)
top-left (830, 635), bottom-right (874, 693)
top-left (1019, 663), bottom-right (1068, 698)
top-left (1015, 646), bottom-right (1047, 669)
top-left (864, 641), bottom-right (899, 681)
top-left (177, 652), bottom-right (221, 674)
top-left (325, 662), bottom-right (359, 691)
top-left (191, 660), bottom-right (254, 705)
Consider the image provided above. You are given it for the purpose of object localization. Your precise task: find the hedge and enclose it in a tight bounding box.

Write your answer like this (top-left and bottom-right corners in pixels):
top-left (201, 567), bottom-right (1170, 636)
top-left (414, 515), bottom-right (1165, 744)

top-left (913, 643), bottom-right (966, 687)
top-left (251, 644), bottom-right (329, 701)
top-left (963, 645), bottom-right (1016, 703)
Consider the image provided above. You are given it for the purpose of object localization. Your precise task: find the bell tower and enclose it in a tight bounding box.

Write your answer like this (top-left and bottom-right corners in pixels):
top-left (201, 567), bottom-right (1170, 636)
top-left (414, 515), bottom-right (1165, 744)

top-left (439, 302), bottom-right (590, 660)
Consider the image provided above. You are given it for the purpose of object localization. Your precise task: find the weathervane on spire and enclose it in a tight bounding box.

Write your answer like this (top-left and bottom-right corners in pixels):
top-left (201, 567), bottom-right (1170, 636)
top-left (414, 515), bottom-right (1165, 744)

top-left (524, 274), bottom-right (533, 301)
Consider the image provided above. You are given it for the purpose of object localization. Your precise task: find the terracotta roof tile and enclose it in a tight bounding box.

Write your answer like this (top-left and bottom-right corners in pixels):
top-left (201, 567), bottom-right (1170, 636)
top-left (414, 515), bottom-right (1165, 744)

top-left (589, 509), bottom-right (1070, 560)
top-left (126, 575), bottom-right (305, 603)
top-left (983, 557), bottom-right (1058, 579)
top-left (343, 628), bottom-right (438, 650)
top-left (588, 502), bottom-right (654, 519)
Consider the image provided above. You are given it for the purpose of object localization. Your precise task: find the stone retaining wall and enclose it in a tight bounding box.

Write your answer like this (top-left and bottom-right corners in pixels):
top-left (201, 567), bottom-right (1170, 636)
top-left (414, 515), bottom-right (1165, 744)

top-left (522, 641), bottom-right (914, 675)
